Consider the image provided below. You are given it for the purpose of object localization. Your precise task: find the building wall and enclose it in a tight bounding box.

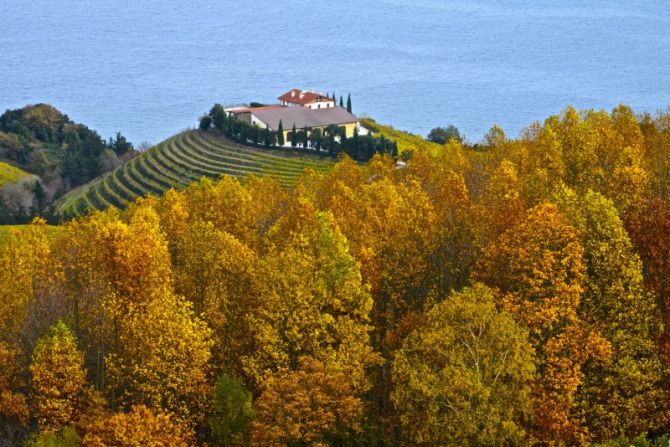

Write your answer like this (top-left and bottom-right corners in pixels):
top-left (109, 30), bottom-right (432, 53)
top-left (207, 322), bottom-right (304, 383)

top-left (282, 100), bottom-right (335, 109)
top-left (305, 101), bottom-right (335, 110)
top-left (278, 121), bottom-right (359, 146)
top-left (250, 114), bottom-right (268, 128)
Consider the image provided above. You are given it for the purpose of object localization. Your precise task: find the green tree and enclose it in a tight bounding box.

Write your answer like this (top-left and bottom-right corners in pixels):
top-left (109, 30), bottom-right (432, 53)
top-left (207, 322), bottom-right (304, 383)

top-left (26, 426), bottom-right (81, 447)
top-left (346, 93), bottom-right (352, 113)
top-left (392, 284), bottom-right (534, 446)
top-left (200, 115), bottom-right (212, 131)
top-left (210, 104), bottom-right (227, 132)
top-left (291, 124), bottom-right (297, 148)
top-left (277, 120), bottom-right (284, 146)
top-left (263, 127), bottom-right (270, 147)
top-left (209, 374), bottom-right (255, 447)
top-left (339, 96), bottom-right (344, 108)
top-left (302, 125), bottom-right (309, 148)
top-left (427, 125), bottom-right (462, 144)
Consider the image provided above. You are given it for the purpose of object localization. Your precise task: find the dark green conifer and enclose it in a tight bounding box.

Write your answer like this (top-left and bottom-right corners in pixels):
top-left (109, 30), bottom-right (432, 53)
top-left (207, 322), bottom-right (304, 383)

top-left (277, 120), bottom-right (285, 146)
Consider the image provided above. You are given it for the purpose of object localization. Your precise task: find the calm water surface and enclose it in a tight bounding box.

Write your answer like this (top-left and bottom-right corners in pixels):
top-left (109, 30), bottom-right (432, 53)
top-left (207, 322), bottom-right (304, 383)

top-left (1, 0), bottom-right (669, 144)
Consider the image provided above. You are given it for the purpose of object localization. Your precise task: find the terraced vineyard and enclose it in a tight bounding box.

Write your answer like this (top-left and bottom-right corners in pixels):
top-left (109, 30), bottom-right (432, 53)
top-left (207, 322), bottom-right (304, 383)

top-left (54, 130), bottom-right (335, 219)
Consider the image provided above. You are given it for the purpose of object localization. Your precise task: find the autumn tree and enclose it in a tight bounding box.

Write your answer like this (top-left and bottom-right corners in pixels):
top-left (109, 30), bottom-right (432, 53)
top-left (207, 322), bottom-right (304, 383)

top-left (51, 205), bottom-right (174, 390)
top-left (83, 405), bottom-right (193, 447)
top-left (30, 321), bottom-right (88, 433)
top-left (392, 284), bottom-right (535, 446)
top-left (625, 198), bottom-right (670, 360)
top-left (481, 159), bottom-right (525, 241)
top-left (475, 202), bottom-right (610, 445)
top-left (0, 341), bottom-right (30, 443)
top-left (0, 218), bottom-right (52, 345)
top-left (322, 171), bottom-right (437, 442)
top-left (554, 187), bottom-right (669, 440)
top-left (104, 289), bottom-right (212, 427)
top-left (251, 357), bottom-right (364, 447)
top-left (244, 200), bottom-right (376, 391)
top-left (173, 220), bottom-right (258, 373)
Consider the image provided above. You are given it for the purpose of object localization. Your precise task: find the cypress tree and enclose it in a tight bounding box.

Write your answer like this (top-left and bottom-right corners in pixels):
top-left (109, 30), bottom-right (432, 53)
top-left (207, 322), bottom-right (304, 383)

top-left (263, 127), bottom-right (271, 147)
top-left (339, 96), bottom-right (344, 108)
top-left (347, 93), bottom-right (352, 113)
top-left (332, 92), bottom-right (336, 101)
top-left (291, 124), bottom-right (297, 147)
top-left (303, 126), bottom-right (309, 149)
top-left (277, 120), bottom-right (285, 146)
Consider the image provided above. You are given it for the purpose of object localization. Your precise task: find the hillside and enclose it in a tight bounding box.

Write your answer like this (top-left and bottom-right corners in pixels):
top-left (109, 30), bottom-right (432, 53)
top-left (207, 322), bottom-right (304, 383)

top-left (54, 129), bottom-right (335, 219)
top-left (0, 161), bottom-right (34, 187)
top-left (0, 104), bottom-right (136, 222)
top-left (360, 117), bottom-right (444, 156)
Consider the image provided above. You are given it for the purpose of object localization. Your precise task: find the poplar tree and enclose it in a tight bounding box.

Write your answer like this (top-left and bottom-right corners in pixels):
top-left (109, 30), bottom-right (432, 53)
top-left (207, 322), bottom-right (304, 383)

top-left (30, 321), bottom-right (87, 432)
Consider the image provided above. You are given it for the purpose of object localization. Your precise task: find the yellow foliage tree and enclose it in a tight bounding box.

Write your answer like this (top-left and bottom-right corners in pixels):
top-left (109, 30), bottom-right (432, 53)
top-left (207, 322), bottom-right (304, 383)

top-left (554, 187), bottom-right (669, 440)
top-left (30, 321), bottom-right (87, 433)
top-left (251, 357), bottom-right (363, 447)
top-left (105, 289), bottom-right (212, 427)
top-left (83, 405), bottom-right (193, 447)
top-left (0, 218), bottom-right (53, 343)
top-left (392, 284), bottom-right (535, 446)
top-left (173, 219), bottom-right (258, 373)
top-left (244, 199), bottom-right (376, 392)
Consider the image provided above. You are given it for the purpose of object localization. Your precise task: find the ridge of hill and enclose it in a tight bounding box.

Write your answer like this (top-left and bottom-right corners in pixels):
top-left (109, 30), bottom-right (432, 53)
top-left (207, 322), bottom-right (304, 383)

top-left (54, 129), bottom-right (335, 219)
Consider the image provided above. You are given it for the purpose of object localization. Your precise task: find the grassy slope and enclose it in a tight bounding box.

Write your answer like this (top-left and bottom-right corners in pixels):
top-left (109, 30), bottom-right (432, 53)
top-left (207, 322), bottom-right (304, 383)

top-left (360, 117), bottom-right (443, 156)
top-left (54, 130), bottom-right (335, 219)
top-left (0, 161), bottom-right (35, 187)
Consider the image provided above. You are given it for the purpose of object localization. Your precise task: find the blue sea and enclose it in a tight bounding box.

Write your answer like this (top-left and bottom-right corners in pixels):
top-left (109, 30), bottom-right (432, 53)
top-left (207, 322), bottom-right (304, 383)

top-left (1, 0), bottom-right (669, 145)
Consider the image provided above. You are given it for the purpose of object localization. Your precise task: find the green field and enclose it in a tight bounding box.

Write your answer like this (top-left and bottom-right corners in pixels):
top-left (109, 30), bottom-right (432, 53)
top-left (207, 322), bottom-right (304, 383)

top-left (0, 161), bottom-right (34, 188)
top-left (54, 130), bottom-right (335, 219)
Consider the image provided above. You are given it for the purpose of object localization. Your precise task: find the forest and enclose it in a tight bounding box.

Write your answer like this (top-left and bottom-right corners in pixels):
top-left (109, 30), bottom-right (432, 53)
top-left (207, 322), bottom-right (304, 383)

top-left (2, 104), bottom-right (670, 446)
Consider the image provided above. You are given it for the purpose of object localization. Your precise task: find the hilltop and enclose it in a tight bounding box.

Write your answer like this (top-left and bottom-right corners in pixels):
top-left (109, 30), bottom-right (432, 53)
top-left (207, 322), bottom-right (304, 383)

top-left (0, 104), bottom-right (136, 222)
top-left (54, 129), bottom-right (335, 219)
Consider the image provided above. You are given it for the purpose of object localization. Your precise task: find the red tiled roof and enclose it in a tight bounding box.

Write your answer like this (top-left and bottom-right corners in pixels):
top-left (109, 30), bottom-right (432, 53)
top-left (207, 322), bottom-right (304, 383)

top-left (278, 89), bottom-right (335, 105)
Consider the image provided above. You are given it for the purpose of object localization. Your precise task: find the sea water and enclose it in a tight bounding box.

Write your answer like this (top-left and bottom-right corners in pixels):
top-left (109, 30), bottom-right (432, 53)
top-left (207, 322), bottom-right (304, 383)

top-left (1, 0), bottom-right (669, 145)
